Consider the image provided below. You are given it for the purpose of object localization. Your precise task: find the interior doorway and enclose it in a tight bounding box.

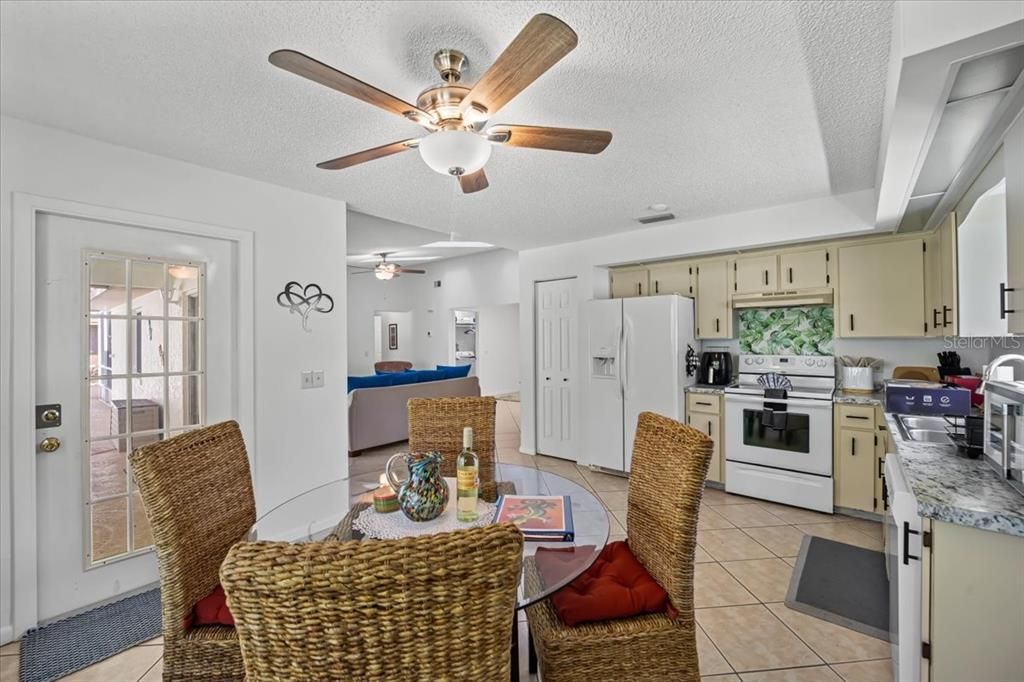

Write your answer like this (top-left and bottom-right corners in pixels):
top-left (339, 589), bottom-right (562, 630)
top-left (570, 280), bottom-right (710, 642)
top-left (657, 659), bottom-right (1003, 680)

top-left (452, 309), bottom-right (477, 370)
top-left (376, 310), bottom-right (413, 365)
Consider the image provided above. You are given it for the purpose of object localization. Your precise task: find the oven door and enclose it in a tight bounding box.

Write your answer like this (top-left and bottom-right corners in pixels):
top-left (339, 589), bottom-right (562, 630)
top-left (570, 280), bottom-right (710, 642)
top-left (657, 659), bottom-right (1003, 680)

top-left (725, 393), bottom-right (833, 476)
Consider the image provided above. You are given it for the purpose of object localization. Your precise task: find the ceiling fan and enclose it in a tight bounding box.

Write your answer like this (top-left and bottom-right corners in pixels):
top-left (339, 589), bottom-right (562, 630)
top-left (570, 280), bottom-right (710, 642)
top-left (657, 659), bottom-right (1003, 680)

top-left (269, 13), bottom-right (611, 193)
top-left (349, 253), bottom-right (426, 280)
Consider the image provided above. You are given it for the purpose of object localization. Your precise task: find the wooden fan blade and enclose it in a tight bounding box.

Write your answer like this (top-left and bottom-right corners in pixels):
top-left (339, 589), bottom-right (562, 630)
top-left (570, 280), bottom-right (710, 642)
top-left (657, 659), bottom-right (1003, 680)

top-left (396, 268), bottom-right (426, 274)
top-left (487, 125), bottom-right (612, 154)
top-left (460, 14), bottom-right (577, 118)
top-left (458, 168), bottom-right (489, 193)
top-left (317, 139), bottom-right (419, 170)
top-left (269, 50), bottom-right (433, 125)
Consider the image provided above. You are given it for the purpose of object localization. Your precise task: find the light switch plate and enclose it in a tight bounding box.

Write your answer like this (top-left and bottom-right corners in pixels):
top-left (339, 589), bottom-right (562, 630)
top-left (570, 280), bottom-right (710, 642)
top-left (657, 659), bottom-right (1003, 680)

top-left (300, 370), bottom-right (313, 389)
top-left (312, 370), bottom-right (325, 388)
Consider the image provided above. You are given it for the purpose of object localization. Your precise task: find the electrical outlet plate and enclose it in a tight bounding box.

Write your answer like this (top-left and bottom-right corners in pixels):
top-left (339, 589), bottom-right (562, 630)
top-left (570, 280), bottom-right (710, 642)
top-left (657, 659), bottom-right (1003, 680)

top-left (312, 370), bottom-right (325, 388)
top-left (301, 370), bottom-right (314, 389)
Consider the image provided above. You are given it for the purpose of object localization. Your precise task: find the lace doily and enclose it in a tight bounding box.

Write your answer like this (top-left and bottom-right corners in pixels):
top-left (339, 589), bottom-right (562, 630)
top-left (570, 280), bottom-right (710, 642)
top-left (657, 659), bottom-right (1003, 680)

top-left (354, 495), bottom-right (498, 540)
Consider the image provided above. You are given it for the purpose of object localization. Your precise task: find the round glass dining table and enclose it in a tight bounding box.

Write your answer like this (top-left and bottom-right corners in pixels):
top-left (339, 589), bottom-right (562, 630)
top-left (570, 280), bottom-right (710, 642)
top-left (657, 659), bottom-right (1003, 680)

top-left (248, 462), bottom-right (611, 609)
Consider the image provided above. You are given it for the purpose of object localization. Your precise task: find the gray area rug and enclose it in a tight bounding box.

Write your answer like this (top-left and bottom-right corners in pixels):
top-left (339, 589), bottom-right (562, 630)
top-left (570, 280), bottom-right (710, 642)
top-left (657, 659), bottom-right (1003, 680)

top-left (786, 535), bottom-right (890, 641)
top-left (19, 588), bottom-right (161, 682)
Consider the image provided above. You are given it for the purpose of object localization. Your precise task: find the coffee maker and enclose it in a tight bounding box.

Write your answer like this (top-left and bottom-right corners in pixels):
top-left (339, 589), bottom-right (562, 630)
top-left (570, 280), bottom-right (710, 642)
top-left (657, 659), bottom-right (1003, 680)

top-left (698, 351), bottom-right (733, 386)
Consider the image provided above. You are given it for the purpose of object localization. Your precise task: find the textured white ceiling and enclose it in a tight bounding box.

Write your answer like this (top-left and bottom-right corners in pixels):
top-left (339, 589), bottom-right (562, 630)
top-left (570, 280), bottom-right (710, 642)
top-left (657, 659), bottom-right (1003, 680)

top-left (0, 0), bottom-right (893, 250)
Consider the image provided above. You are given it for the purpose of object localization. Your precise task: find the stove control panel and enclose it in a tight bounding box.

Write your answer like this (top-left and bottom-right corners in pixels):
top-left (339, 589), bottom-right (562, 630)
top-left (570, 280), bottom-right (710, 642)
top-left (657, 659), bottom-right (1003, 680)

top-left (738, 354), bottom-right (835, 377)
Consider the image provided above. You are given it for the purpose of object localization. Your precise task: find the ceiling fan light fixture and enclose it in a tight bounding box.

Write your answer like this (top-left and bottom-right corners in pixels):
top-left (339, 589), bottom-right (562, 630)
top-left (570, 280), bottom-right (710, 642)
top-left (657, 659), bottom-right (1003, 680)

top-left (374, 269), bottom-right (395, 280)
top-left (418, 130), bottom-right (491, 176)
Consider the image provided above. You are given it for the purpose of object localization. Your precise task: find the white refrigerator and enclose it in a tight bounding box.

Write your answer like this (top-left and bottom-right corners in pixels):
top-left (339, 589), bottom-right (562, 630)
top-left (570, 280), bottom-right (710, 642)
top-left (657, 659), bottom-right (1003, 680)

top-left (581, 295), bottom-right (698, 472)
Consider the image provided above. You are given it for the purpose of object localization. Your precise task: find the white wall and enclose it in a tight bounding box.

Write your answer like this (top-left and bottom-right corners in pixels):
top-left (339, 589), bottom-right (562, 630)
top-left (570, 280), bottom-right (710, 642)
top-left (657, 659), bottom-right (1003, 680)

top-left (379, 311), bottom-right (413, 362)
top-left (517, 189), bottom-right (878, 456)
top-left (347, 270), bottom-right (418, 375)
top-left (476, 303), bottom-right (521, 396)
top-left (0, 116), bottom-right (349, 639)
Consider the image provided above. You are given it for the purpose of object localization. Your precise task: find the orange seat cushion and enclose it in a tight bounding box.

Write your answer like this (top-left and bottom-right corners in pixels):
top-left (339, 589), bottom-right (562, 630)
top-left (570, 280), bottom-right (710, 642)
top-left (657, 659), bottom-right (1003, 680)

top-left (183, 584), bottom-right (235, 629)
top-left (536, 540), bottom-right (675, 626)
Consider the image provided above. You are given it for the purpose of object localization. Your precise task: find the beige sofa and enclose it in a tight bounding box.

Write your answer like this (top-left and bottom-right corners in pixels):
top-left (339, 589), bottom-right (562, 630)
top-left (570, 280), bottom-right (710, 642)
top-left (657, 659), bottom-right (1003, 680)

top-left (348, 376), bottom-right (481, 455)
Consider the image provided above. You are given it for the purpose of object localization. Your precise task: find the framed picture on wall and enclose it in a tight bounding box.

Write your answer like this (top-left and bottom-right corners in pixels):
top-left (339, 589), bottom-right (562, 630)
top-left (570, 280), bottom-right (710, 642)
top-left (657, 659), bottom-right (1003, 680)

top-left (388, 323), bottom-right (398, 350)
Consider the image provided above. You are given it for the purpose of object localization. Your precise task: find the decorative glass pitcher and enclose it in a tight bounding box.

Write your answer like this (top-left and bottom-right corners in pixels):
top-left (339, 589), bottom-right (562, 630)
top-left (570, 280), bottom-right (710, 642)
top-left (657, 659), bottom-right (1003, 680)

top-left (385, 451), bottom-right (450, 521)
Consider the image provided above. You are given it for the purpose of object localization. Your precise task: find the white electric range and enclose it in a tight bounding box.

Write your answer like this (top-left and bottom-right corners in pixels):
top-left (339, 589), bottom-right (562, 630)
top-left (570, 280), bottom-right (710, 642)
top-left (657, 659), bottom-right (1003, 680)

top-left (724, 354), bottom-right (836, 512)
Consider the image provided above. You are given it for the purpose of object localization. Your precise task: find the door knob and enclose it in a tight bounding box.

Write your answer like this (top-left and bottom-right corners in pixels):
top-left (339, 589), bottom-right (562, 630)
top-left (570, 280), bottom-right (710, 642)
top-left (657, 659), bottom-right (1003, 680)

top-left (39, 437), bottom-right (61, 453)
top-left (41, 409), bottom-right (60, 424)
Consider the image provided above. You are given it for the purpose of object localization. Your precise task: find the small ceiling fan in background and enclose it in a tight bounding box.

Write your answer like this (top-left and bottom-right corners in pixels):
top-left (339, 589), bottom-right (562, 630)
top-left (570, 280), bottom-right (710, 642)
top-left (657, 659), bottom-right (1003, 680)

top-left (269, 13), bottom-right (612, 193)
top-left (349, 253), bottom-right (426, 280)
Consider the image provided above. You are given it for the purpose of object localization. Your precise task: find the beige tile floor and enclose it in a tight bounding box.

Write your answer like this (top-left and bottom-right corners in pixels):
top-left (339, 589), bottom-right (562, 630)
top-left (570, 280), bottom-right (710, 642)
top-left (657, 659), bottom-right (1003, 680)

top-left (2, 400), bottom-right (891, 681)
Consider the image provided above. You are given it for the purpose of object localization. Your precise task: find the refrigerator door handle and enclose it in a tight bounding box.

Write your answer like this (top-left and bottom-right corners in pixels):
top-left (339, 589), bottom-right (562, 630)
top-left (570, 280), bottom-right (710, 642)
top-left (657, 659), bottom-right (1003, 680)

top-left (621, 318), bottom-right (630, 396)
top-left (616, 324), bottom-right (624, 397)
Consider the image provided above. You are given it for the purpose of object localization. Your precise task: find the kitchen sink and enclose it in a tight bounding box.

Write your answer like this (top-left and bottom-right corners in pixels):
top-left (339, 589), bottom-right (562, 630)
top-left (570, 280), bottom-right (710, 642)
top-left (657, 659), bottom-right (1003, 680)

top-left (905, 428), bottom-right (953, 444)
top-left (898, 416), bottom-right (950, 430)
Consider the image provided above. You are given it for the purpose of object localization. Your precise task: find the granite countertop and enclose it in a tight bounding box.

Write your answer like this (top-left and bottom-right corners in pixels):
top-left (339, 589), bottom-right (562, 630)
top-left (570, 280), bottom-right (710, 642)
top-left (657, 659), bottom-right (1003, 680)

top-left (834, 389), bottom-right (885, 406)
top-left (687, 383), bottom-right (734, 395)
top-left (884, 413), bottom-right (1024, 537)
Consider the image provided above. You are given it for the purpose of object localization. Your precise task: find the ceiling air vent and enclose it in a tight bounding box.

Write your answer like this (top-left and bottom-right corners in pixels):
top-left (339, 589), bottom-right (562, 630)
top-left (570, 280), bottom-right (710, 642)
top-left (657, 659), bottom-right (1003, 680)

top-left (636, 212), bottom-right (676, 225)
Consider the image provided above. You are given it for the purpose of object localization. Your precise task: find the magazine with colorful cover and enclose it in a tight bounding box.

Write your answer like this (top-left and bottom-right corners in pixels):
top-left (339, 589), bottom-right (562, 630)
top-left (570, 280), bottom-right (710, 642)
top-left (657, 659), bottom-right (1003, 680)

top-left (493, 495), bottom-right (575, 541)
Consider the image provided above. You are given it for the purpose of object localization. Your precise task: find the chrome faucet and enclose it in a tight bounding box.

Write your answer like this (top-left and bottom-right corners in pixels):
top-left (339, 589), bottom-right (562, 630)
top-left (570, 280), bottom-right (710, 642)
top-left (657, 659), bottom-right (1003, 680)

top-left (981, 354), bottom-right (1024, 390)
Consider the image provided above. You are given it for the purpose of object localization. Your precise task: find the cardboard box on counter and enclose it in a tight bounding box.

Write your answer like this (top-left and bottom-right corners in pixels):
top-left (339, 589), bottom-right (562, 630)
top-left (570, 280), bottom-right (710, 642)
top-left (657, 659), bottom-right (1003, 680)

top-left (885, 380), bottom-right (971, 416)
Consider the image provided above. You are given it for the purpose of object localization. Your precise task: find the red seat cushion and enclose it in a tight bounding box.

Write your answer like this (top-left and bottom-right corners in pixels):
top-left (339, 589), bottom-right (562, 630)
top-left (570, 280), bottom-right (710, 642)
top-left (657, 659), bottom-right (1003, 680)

top-left (183, 585), bottom-right (235, 630)
top-left (536, 540), bottom-right (675, 626)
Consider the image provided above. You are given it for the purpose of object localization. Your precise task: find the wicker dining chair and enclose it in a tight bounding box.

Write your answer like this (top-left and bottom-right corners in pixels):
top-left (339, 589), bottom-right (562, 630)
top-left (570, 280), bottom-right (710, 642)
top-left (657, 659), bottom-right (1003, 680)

top-left (221, 524), bottom-right (524, 681)
top-left (525, 411), bottom-right (713, 682)
top-left (129, 420), bottom-right (255, 681)
top-left (407, 396), bottom-right (515, 502)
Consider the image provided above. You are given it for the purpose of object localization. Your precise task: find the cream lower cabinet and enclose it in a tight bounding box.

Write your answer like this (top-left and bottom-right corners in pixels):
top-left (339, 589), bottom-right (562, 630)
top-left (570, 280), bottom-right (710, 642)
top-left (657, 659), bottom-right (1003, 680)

top-left (687, 393), bottom-right (723, 484)
top-left (610, 266), bottom-right (649, 298)
top-left (921, 519), bottom-right (1024, 682)
top-left (834, 404), bottom-right (881, 514)
top-left (837, 239), bottom-right (926, 337)
top-left (695, 259), bottom-right (731, 338)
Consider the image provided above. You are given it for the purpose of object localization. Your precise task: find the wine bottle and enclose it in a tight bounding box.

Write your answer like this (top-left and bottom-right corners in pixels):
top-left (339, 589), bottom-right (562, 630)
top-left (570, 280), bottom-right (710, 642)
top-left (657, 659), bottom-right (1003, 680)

top-left (456, 426), bottom-right (479, 522)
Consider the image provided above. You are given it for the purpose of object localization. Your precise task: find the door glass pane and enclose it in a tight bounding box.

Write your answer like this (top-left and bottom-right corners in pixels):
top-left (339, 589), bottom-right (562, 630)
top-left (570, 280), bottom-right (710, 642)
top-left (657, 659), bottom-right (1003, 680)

top-left (91, 497), bottom-right (128, 562)
top-left (135, 318), bottom-right (165, 374)
top-left (168, 375), bottom-right (202, 428)
top-left (131, 491), bottom-right (153, 551)
top-left (131, 261), bottom-right (165, 313)
top-left (89, 257), bottom-right (128, 315)
top-left (167, 320), bottom-right (201, 372)
top-left (89, 379), bottom-right (127, 439)
top-left (130, 379), bottom-right (166, 434)
top-left (167, 265), bottom-right (201, 318)
top-left (89, 318), bottom-right (128, 377)
top-left (89, 439), bottom-right (127, 498)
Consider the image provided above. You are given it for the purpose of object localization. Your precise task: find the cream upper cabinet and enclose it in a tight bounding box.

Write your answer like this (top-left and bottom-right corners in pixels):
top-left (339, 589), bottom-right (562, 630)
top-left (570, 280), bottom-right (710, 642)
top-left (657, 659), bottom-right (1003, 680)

top-left (1003, 119), bottom-right (1023, 334)
top-left (837, 239), bottom-right (925, 337)
top-left (938, 215), bottom-right (958, 334)
top-left (649, 262), bottom-right (694, 296)
top-left (779, 249), bottom-right (830, 290)
top-left (924, 229), bottom-right (943, 336)
top-left (695, 259), bottom-right (731, 338)
top-left (610, 267), bottom-right (649, 298)
top-left (733, 255), bottom-right (777, 294)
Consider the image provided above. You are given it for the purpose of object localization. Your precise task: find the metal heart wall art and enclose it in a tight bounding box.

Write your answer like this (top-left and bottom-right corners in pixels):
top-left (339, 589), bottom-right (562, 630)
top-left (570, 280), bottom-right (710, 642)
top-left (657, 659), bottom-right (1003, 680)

top-left (276, 281), bottom-right (335, 333)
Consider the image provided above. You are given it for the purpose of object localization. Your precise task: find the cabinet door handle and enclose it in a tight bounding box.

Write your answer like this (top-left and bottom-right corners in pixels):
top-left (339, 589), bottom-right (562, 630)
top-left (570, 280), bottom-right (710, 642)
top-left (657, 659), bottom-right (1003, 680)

top-left (851, 436), bottom-right (856, 456)
top-left (715, 318), bottom-right (720, 333)
top-left (763, 270), bottom-right (769, 286)
top-left (655, 280), bottom-right (660, 294)
top-left (849, 314), bottom-right (855, 331)
top-left (942, 305), bottom-right (951, 327)
top-left (788, 267), bottom-right (793, 284)
top-left (878, 457), bottom-right (884, 478)
top-left (999, 282), bottom-right (1015, 319)
top-left (695, 401), bottom-right (712, 406)
top-left (847, 415), bottom-right (870, 420)
top-left (638, 282), bottom-right (643, 296)
top-left (932, 309), bottom-right (940, 329)
top-left (707, 421), bottom-right (712, 436)
top-left (903, 522), bottom-right (920, 564)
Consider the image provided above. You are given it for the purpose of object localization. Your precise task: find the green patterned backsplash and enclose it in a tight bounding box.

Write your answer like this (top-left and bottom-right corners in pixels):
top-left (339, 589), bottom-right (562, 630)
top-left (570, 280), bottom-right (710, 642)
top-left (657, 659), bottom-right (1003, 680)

top-left (738, 306), bottom-right (834, 356)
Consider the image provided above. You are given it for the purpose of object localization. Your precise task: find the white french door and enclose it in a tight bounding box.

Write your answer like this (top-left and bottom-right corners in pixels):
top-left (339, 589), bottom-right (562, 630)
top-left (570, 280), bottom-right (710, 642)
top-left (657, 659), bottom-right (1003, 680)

top-left (535, 278), bottom-right (577, 460)
top-left (34, 211), bottom-right (236, 622)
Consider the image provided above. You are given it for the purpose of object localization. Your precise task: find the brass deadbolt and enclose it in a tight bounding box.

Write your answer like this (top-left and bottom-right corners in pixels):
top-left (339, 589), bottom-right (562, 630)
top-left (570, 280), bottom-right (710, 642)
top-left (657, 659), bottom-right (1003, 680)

top-left (41, 409), bottom-right (60, 423)
top-left (39, 437), bottom-right (61, 453)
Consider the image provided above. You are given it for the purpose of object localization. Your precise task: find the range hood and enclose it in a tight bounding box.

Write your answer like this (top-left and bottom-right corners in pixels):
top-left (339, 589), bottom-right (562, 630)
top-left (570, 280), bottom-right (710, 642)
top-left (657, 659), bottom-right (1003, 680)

top-left (732, 288), bottom-right (834, 309)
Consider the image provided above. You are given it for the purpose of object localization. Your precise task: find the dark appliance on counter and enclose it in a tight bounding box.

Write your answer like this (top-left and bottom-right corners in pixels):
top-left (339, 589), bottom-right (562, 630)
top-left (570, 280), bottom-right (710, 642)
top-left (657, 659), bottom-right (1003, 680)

top-left (698, 351), bottom-right (733, 386)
